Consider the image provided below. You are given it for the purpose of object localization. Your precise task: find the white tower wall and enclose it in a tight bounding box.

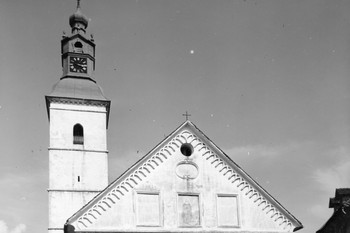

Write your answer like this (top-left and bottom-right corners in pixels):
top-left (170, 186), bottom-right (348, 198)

top-left (48, 102), bottom-right (109, 233)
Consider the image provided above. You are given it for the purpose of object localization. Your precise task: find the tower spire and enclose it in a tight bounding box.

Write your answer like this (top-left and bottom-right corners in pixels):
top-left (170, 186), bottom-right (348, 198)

top-left (69, 0), bottom-right (88, 34)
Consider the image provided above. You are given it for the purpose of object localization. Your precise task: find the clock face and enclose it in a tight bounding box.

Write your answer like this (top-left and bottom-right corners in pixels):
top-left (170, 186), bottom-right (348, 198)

top-left (70, 57), bottom-right (87, 73)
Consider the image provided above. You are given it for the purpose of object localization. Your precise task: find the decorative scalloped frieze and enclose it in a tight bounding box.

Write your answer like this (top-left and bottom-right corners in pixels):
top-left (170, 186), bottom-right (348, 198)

top-left (48, 97), bottom-right (109, 107)
top-left (188, 131), bottom-right (294, 231)
top-left (74, 130), bottom-right (294, 231)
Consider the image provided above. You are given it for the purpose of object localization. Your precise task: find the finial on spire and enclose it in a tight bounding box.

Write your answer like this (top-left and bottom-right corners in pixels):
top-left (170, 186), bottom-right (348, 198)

top-left (69, 0), bottom-right (88, 34)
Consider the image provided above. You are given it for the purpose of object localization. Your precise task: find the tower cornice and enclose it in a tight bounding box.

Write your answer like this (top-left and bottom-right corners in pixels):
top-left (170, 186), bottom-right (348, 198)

top-left (45, 96), bottom-right (111, 128)
top-left (61, 52), bottom-right (95, 61)
top-left (46, 96), bottom-right (110, 107)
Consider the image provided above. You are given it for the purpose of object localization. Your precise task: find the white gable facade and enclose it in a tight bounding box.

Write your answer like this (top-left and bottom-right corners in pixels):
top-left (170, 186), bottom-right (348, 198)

top-left (64, 121), bottom-right (302, 233)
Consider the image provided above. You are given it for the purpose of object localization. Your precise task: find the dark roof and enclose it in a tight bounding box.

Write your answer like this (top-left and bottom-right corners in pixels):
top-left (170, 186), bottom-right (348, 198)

top-left (336, 189), bottom-right (350, 196)
top-left (47, 77), bottom-right (108, 101)
top-left (330, 188), bottom-right (350, 209)
top-left (316, 204), bottom-right (350, 233)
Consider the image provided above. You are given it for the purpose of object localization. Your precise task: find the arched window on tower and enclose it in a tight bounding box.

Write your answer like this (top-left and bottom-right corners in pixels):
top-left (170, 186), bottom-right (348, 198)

top-left (73, 124), bottom-right (84, 145)
top-left (74, 41), bottom-right (83, 53)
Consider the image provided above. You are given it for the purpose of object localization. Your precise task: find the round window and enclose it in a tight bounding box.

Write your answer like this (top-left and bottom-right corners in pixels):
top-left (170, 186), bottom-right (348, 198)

top-left (180, 143), bottom-right (194, 157)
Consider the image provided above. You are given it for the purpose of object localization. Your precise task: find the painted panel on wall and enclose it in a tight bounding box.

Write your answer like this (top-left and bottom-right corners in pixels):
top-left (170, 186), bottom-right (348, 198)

top-left (178, 194), bottom-right (200, 227)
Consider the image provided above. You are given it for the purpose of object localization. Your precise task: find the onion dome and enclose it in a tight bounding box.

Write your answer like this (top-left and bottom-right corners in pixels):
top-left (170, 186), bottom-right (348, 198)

top-left (69, 0), bottom-right (88, 32)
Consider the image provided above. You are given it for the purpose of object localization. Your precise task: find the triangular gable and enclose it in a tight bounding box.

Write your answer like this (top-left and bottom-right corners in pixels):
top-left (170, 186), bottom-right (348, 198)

top-left (61, 33), bottom-right (95, 50)
top-left (65, 121), bottom-right (302, 232)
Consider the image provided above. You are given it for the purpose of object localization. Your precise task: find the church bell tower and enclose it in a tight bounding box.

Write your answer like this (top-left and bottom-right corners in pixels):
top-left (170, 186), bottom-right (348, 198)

top-left (46, 1), bottom-right (110, 233)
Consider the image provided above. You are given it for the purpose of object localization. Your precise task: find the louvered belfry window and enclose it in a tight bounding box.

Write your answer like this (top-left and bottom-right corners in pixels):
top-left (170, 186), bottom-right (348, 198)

top-left (73, 124), bottom-right (84, 145)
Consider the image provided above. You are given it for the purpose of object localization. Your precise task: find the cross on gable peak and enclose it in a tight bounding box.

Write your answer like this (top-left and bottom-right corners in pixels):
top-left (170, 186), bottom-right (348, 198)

top-left (182, 111), bottom-right (191, 121)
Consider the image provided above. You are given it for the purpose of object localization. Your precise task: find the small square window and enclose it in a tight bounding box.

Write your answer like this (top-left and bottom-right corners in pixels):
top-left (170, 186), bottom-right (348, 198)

top-left (136, 192), bottom-right (161, 226)
top-left (217, 194), bottom-right (240, 227)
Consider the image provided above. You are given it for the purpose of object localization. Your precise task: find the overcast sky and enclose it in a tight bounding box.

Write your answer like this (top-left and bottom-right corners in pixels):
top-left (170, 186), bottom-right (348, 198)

top-left (1, 0), bottom-right (350, 233)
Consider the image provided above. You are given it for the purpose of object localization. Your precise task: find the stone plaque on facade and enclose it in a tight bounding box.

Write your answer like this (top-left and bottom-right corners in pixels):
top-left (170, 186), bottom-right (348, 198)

top-left (178, 194), bottom-right (200, 227)
top-left (136, 193), bottom-right (160, 226)
top-left (217, 195), bottom-right (239, 227)
top-left (176, 161), bottom-right (199, 180)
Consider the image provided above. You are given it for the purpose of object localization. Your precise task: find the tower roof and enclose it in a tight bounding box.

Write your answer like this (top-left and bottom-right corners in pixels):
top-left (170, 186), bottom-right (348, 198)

top-left (69, 0), bottom-right (89, 33)
top-left (46, 1), bottom-right (111, 127)
top-left (47, 77), bottom-right (108, 101)
top-left (45, 77), bottom-right (111, 128)
top-left (48, 0), bottom-right (107, 102)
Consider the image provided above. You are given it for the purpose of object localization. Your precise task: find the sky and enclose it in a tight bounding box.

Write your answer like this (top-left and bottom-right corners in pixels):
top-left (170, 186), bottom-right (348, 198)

top-left (0, 0), bottom-right (350, 233)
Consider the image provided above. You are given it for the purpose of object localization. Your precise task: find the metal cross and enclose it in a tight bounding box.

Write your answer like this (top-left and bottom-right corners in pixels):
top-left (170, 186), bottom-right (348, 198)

top-left (182, 111), bottom-right (191, 121)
